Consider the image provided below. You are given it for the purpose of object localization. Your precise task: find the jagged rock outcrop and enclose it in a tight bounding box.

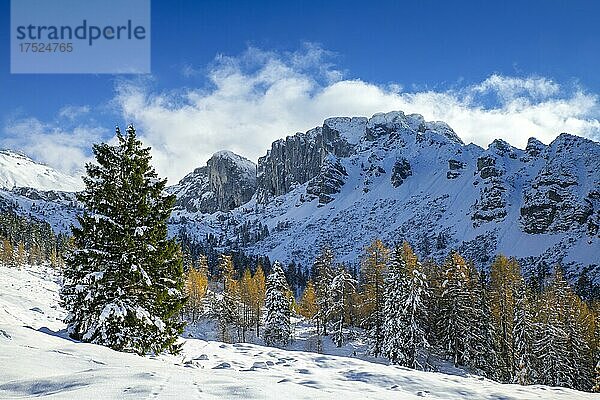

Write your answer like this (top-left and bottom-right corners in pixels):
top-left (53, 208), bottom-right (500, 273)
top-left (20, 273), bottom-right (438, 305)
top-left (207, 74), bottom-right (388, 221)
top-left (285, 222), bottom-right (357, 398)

top-left (472, 143), bottom-right (511, 226)
top-left (522, 137), bottom-right (547, 161)
top-left (520, 134), bottom-right (599, 235)
top-left (447, 159), bottom-right (465, 179)
top-left (305, 156), bottom-right (348, 204)
top-left (256, 117), bottom-right (365, 204)
top-left (391, 158), bottom-right (412, 187)
top-left (256, 112), bottom-right (464, 204)
top-left (170, 151), bottom-right (256, 214)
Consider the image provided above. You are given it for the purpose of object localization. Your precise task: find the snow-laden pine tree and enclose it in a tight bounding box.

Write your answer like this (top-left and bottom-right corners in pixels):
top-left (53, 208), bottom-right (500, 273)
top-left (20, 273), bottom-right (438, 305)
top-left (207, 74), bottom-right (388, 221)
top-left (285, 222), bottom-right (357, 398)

top-left (554, 268), bottom-right (594, 391)
top-left (512, 278), bottom-right (534, 385)
top-left (313, 245), bottom-right (335, 336)
top-left (437, 252), bottom-right (473, 367)
top-left (382, 244), bottom-right (407, 364)
top-left (217, 254), bottom-right (238, 342)
top-left (489, 255), bottom-right (522, 381)
top-left (383, 242), bottom-right (429, 369)
top-left (263, 261), bottom-right (292, 347)
top-left (60, 126), bottom-right (185, 354)
top-left (469, 268), bottom-right (500, 380)
top-left (329, 266), bottom-right (356, 347)
top-left (533, 268), bottom-right (574, 388)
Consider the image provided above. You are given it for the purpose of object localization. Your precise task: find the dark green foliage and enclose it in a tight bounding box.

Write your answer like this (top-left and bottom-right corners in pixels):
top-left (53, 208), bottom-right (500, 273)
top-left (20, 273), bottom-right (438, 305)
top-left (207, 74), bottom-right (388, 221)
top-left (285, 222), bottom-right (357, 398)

top-left (60, 125), bottom-right (186, 354)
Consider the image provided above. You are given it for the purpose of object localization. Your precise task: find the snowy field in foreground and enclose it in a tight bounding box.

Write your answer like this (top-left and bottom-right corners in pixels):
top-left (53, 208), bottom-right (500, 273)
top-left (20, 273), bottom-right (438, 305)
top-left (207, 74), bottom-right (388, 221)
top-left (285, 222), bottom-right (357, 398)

top-left (0, 265), bottom-right (595, 399)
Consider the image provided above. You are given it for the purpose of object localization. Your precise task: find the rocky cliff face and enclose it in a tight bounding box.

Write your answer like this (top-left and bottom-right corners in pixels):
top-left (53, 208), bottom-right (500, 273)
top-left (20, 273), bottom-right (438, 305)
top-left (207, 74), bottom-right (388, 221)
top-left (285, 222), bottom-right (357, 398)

top-left (520, 134), bottom-right (599, 235)
top-left (255, 112), bottom-right (462, 204)
top-left (169, 150), bottom-right (256, 214)
top-left (256, 117), bottom-right (364, 204)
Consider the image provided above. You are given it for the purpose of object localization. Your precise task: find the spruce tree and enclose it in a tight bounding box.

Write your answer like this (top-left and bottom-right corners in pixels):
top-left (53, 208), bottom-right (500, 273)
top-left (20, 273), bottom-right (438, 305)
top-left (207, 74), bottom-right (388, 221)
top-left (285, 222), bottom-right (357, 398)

top-left (469, 268), bottom-right (500, 380)
top-left (383, 242), bottom-right (429, 369)
top-left (329, 266), bottom-right (356, 347)
top-left (263, 261), bottom-right (292, 347)
top-left (437, 251), bottom-right (473, 367)
top-left (533, 268), bottom-right (574, 388)
top-left (313, 245), bottom-right (335, 336)
top-left (217, 254), bottom-right (237, 342)
top-left (554, 268), bottom-right (594, 391)
top-left (60, 125), bottom-right (185, 354)
top-left (512, 278), bottom-right (534, 385)
top-left (489, 255), bottom-right (522, 381)
top-left (382, 244), bottom-right (408, 365)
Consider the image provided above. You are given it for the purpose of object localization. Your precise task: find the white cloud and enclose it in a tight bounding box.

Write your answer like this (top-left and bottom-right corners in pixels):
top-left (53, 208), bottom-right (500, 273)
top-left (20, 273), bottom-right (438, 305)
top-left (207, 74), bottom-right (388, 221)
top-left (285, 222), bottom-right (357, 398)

top-left (58, 105), bottom-right (90, 120)
top-left (470, 74), bottom-right (561, 102)
top-left (1, 117), bottom-right (106, 175)
top-left (114, 45), bottom-right (600, 183)
top-left (4, 45), bottom-right (600, 184)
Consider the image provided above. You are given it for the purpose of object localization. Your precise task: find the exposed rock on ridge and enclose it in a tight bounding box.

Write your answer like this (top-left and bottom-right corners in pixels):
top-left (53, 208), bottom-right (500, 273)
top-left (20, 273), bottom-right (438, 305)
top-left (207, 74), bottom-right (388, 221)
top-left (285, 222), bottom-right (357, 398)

top-left (169, 151), bottom-right (256, 214)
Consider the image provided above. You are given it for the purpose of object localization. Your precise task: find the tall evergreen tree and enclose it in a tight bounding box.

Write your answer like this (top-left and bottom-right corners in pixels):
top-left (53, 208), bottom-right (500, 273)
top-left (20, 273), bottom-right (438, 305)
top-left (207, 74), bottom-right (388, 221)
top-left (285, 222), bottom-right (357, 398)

top-left (489, 255), bottom-right (522, 381)
top-left (313, 245), bottom-right (335, 336)
top-left (512, 278), bottom-right (534, 385)
top-left (437, 251), bottom-right (473, 367)
top-left (469, 267), bottom-right (500, 380)
top-left (383, 242), bottom-right (429, 369)
top-left (382, 243), bottom-right (408, 365)
top-left (329, 266), bottom-right (356, 347)
top-left (533, 268), bottom-right (574, 388)
top-left (217, 254), bottom-right (237, 342)
top-left (556, 268), bottom-right (594, 391)
top-left (60, 125), bottom-right (185, 354)
top-left (263, 261), bottom-right (292, 347)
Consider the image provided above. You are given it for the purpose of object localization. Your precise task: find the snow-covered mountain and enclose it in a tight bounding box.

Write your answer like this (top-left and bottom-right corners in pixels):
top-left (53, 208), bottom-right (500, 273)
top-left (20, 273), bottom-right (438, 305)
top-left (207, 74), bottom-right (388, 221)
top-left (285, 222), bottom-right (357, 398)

top-left (0, 150), bottom-right (83, 192)
top-left (168, 150), bottom-right (257, 214)
top-left (169, 111), bottom-right (600, 281)
top-left (0, 111), bottom-right (598, 282)
top-left (1, 263), bottom-right (595, 399)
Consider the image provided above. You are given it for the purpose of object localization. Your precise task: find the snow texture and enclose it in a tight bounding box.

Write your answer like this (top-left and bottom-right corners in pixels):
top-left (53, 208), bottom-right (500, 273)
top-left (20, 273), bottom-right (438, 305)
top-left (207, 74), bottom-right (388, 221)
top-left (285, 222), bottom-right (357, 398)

top-left (0, 150), bottom-right (83, 192)
top-left (0, 264), bottom-right (596, 399)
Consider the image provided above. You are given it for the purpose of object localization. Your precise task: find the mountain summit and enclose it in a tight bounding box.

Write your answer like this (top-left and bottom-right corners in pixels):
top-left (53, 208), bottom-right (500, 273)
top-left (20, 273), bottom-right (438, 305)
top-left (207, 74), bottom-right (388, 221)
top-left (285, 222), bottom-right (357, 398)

top-left (0, 150), bottom-right (83, 192)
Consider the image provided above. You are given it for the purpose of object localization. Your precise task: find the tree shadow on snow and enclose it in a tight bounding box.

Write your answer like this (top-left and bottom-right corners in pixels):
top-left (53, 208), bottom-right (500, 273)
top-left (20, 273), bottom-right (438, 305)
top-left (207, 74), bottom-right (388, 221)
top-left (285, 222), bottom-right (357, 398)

top-left (27, 325), bottom-right (79, 343)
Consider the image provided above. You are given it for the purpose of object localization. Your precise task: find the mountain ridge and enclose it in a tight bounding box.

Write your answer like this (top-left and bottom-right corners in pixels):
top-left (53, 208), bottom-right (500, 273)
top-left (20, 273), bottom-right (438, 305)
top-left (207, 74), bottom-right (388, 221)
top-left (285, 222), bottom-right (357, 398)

top-left (0, 111), bottom-right (598, 283)
top-left (0, 149), bottom-right (83, 192)
top-left (168, 111), bottom-right (600, 281)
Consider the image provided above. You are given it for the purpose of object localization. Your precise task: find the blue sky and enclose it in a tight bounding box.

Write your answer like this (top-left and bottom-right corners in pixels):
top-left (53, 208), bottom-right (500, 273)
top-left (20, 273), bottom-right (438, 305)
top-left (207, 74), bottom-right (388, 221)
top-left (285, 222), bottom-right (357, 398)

top-left (1, 0), bottom-right (600, 182)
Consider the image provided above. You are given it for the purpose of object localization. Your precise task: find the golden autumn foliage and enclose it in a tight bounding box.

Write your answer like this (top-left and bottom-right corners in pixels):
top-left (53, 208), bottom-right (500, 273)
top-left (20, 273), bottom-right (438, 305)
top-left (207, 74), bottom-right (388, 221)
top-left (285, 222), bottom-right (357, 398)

top-left (184, 255), bottom-right (209, 322)
top-left (489, 255), bottom-right (522, 379)
top-left (360, 239), bottom-right (390, 357)
top-left (299, 280), bottom-right (318, 319)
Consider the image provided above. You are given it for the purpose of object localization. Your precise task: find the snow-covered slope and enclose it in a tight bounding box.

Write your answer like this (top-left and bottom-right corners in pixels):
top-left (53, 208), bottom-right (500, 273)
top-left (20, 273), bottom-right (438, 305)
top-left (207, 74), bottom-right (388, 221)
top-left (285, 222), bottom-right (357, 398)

top-left (0, 264), bottom-right (595, 399)
top-left (169, 111), bottom-right (600, 281)
top-left (0, 150), bottom-right (83, 192)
